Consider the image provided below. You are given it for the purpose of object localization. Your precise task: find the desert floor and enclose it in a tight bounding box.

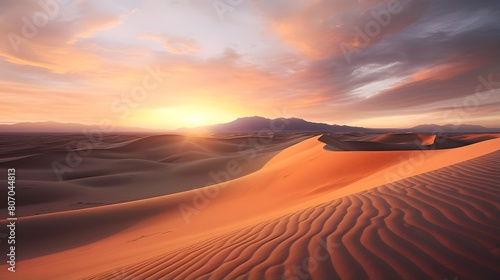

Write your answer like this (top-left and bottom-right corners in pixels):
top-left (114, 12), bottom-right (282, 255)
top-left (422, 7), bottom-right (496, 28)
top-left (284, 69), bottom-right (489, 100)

top-left (0, 132), bottom-right (499, 279)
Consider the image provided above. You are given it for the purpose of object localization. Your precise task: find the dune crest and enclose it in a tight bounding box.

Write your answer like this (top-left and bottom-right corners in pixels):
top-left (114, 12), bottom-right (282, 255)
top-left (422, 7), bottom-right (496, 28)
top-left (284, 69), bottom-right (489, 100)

top-left (86, 150), bottom-right (500, 279)
top-left (373, 133), bottom-right (436, 145)
top-left (319, 133), bottom-right (491, 151)
top-left (1, 134), bottom-right (498, 279)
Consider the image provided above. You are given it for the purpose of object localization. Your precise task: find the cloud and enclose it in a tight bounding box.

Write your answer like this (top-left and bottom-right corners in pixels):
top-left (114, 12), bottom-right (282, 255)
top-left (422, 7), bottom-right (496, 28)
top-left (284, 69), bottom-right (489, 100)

top-left (254, 0), bottom-right (430, 60)
top-left (0, 0), bottom-right (498, 128)
top-left (139, 32), bottom-right (200, 54)
top-left (0, 0), bottom-right (127, 73)
top-left (249, 0), bottom-right (500, 126)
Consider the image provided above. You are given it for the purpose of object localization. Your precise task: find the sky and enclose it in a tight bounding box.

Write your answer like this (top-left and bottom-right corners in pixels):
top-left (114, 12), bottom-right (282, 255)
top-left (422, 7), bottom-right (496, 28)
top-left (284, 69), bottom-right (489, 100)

top-left (0, 0), bottom-right (499, 129)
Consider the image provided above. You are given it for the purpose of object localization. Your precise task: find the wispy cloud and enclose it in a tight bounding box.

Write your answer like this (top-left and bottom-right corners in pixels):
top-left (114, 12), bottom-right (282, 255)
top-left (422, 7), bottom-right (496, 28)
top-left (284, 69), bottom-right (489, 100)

top-left (0, 0), bottom-right (499, 128)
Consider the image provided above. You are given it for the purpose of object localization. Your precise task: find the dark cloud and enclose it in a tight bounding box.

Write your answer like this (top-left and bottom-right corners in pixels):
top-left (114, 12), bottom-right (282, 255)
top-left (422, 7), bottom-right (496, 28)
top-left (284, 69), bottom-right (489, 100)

top-left (0, 0), bottom-right (498, 127)
top-left (269, 0), bottom-right (500, 123)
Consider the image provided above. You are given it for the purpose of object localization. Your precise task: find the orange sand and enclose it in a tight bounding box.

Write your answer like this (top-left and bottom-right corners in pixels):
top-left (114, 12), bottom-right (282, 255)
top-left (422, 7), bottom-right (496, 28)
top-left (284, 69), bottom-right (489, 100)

top-left (0, 133), bottom-right (498, 279)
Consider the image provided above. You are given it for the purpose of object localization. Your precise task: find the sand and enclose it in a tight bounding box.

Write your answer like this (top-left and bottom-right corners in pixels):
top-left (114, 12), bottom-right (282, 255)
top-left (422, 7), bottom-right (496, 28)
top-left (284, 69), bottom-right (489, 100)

top-left (0, 133), bottom-right (498, 279)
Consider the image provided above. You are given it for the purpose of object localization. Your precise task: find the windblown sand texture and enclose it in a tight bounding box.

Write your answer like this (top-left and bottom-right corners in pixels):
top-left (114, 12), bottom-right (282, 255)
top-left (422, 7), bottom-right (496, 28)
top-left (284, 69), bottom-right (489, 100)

top-left (0, 133), bottom-right (499, 279)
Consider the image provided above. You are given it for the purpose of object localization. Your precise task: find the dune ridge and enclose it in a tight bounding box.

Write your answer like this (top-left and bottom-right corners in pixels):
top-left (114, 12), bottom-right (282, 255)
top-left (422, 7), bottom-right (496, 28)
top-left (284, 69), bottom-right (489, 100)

top-left (0, 133), bottom-right (311, 217)
top-left (1, 134), bottom-right (499, 279)
top-left (85, 150), bottom-right (500, 279)
top-left (318, 133), bottom-right (491, 151)
top-left (373, 133), bottom-right (436, 145)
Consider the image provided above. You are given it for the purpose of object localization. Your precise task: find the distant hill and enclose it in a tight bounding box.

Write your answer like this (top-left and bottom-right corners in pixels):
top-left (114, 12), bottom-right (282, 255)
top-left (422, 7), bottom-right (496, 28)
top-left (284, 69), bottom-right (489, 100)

top-left (178, 116), bottom-right (372, 133)
top-left (0, 122), bottom-right (163, 133)
top-left (2, 119), bottom-right (497, 134)
top-left (408, 124), bottom-right (500, 133)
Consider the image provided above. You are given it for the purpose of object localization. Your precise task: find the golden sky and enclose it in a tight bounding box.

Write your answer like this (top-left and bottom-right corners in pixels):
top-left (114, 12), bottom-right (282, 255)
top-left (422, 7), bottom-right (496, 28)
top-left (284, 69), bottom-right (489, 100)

top-left (1, 0), bottom-right (499, 129)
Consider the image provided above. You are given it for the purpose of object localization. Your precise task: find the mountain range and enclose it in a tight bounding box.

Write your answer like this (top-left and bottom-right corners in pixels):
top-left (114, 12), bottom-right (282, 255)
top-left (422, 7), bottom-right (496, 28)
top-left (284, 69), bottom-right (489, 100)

top-left (177, 116), bottom-right (371, 133)
top-left (1, 117), bottom-right (499, 133)
top-left (0, 122), bottom-right (161, 133)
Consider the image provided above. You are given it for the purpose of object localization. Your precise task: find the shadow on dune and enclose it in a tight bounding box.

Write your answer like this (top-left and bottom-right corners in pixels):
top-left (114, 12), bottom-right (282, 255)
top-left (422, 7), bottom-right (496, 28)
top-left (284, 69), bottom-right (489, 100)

top-left (319, 133), bottom-right (495, 151)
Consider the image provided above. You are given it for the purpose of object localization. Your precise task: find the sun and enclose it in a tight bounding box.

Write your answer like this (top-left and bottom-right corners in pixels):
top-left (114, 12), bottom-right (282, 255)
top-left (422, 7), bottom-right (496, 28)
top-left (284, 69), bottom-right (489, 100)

top-left (131, 105), bottom-right (246, 129)
top-left (189, 115), bottom-right (202, 125)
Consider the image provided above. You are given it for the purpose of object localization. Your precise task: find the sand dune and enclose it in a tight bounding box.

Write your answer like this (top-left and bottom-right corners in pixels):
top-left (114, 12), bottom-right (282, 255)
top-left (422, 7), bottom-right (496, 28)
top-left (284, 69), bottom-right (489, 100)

top-left (319, 133), bottom-right (492, 151)
top-left (85, 150), bottom-right (500, 279)
top-left (373, 133), bottom-right (436, 145)
top-left (0, 133), bottom-right (311, 216)
top-left (0, 134), bottom-right (498, 279)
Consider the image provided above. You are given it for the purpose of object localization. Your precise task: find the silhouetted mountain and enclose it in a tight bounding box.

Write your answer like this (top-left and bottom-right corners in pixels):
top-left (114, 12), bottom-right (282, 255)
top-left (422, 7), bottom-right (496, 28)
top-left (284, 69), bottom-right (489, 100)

top-left (179, 116), bottom-right (372, 133)
top-left (409, 124), bottom-right (500, 133)
top-left (0, 122), bottom-right (162, 133)
top-left (3, 120), bottom-right (497, 134)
